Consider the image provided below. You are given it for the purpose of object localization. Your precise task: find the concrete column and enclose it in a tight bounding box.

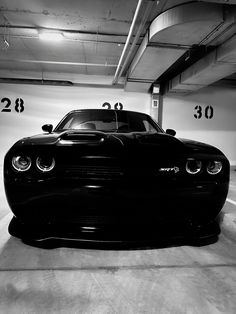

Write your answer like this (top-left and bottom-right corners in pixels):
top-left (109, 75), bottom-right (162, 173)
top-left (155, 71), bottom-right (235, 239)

top-left (150, 92), bottom-right (163, 127)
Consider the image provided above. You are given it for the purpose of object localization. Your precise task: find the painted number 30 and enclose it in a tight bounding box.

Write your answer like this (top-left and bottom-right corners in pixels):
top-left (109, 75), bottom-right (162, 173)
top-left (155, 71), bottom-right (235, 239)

top-left (1, 97), bottom-right (25, 113)
top-left (194, 105), bottom-right (214, 119)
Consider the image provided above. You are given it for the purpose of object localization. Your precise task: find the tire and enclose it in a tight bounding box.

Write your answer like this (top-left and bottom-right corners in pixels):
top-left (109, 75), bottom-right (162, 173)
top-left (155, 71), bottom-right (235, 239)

top-left (8, 216), bottom-right (23, 238)
top-left (188, 219), bottom-right (220, 246)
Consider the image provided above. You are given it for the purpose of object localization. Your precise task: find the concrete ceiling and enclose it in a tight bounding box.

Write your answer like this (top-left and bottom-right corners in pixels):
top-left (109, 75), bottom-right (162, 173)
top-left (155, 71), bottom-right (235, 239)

top-left (1, 0), bottom-right (236, 93)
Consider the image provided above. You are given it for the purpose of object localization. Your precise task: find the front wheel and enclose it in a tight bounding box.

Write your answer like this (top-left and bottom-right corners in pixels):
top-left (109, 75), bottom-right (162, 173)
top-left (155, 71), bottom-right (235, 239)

top-left (8, 216), bottom-right (23, 238)
top-left (187, 219), bottom-right (221, 246)
top-left (8, 216), bottom-right (41, 240)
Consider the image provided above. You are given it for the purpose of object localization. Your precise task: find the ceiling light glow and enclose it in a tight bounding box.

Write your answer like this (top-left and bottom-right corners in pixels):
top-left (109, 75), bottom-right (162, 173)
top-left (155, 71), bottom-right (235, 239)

top-left (39, 31), bottom-right (64, 41)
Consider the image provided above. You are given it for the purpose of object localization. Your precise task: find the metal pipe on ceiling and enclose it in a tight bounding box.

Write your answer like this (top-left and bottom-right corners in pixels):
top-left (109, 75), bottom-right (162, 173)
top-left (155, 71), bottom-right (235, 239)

top-left (0, 25), bottom-right (129, 37)
top-left (114, 0), bottom-right (156, 83)
top-left (112, 0), bottom-right (169, 85)
top-left (0, 26), bottom-right (145, 46)
top-left (112, 0), bottom-right (145, 85)
top-left (0, 34), bottom-right (132, 46)
top-left (0, 78), bottom-right (124, 89)
top-left (2, 59), bottom-right (118, 67)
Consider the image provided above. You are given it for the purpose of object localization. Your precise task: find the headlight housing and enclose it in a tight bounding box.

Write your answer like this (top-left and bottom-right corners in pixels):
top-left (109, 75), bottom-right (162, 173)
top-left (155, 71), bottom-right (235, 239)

top-left (12, 156), bottom-right (31, 172)
top-left (186, 159), bottom-right (202, 175)
top-left (206, 161), bottom-right (222, 175)
top-left (36, 156), bottom-right (55, 172)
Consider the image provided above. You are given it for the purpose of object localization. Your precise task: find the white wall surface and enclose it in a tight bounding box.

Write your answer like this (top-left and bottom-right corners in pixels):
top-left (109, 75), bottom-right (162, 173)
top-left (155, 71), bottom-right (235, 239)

top-left (1, 82), bottom-right (235, 168)
top-left (0, 83), bottom-right (151, 167)
top-left (162, 86), bottom-right (236, 165)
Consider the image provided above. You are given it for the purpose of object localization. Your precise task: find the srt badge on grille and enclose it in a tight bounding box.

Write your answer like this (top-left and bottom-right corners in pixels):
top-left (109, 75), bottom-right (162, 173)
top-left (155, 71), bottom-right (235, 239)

top-left (159, 167), bottom-right (180, 174)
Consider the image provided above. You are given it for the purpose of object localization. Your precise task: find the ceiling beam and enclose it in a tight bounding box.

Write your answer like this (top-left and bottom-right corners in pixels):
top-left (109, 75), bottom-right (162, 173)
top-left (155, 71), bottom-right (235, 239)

top-left (0, 25), bottom-right (144, 45)
top-left (0, 25), bottom-right (133, 38)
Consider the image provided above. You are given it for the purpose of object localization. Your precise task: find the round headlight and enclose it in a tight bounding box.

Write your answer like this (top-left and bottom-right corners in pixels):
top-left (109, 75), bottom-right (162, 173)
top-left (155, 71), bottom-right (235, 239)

top-left (206, 161), bottom-right (222, 175)
top-left (12, 156), bottom-right (31, 172)
top-left (36, 156), bottom-right (55, 172)
top-left (186, 159), bottom-right (202, 175)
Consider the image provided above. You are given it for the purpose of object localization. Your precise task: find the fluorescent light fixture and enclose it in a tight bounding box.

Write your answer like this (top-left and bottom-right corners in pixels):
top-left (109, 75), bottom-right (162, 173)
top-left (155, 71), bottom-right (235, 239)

top-left (39, 31), bottom-right (64, 41)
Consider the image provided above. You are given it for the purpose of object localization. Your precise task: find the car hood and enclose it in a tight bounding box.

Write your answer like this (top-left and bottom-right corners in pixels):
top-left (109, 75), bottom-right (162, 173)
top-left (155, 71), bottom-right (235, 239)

top-left (11, 130), bottom-right (223, 158)
top-left (14, 130), bottom-right (184, 148)
top-left (179, 138), bottom-right (223, 155)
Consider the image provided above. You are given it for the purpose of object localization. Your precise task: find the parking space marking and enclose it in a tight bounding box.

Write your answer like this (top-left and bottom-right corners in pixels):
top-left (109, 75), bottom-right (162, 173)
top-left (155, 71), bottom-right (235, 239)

top-left (227, 198), bottom-right (236, 206)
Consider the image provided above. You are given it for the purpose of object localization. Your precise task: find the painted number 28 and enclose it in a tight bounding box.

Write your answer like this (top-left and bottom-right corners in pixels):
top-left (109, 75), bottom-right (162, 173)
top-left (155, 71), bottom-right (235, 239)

top-left (194, 105), bottom-right (213, 119)
top-left (102, 102), bottom-right (123, 110)
top-left (1, 97), bottom-right (25, 113)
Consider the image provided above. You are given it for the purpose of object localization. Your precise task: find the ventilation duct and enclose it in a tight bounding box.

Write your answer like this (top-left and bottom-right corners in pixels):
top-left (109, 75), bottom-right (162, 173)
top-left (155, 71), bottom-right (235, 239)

top-left (125, 2), bottom-right (229, 92)
top-left (168, 33), bottom-right (236, 93)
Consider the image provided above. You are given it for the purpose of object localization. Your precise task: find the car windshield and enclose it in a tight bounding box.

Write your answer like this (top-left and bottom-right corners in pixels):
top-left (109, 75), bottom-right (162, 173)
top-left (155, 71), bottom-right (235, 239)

top-left (55, 110), bottom-right (162, 133)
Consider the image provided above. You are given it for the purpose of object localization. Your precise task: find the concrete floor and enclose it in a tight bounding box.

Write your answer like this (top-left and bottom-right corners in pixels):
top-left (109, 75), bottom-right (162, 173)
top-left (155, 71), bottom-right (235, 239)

top-left (0, 169), bottom-right (236, 313)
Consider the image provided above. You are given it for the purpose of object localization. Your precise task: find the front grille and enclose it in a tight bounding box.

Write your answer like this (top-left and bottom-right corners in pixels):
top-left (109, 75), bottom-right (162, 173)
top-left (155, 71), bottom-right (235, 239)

top-left (62, 165), bottom-right (124, 179)
top-left (64, 215), bottom-right (151, 225)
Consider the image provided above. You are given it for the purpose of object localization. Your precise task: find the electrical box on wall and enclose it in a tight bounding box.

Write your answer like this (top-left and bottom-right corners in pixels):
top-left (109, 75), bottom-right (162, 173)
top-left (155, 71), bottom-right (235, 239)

top-left (151, 84), bottom-right (163, 126)
top-left (152, 84), bottom-right (160, 108)
top-left (152, 98), bottom-right (159, 109)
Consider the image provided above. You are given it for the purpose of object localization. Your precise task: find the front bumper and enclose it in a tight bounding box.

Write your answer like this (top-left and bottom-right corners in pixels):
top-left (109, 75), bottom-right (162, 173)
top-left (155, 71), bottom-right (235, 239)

top-left (8, 215), bottom-right (221, 247)
top-left (5, 175), bottom-right (229, 224)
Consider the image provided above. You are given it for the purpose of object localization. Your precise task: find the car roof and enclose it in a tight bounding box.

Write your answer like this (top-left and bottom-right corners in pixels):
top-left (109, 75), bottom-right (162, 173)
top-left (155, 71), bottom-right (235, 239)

top-left (65, 109), bottom-right (148, 115)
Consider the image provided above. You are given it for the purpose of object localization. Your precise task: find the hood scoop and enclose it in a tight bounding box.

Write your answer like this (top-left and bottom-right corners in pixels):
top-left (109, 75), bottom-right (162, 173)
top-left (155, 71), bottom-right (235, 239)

top-left (60, 131), bottom-right (105, 143)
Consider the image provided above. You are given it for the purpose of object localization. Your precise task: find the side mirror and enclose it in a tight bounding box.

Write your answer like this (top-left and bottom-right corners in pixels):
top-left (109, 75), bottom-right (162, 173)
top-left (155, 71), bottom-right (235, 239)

top-left (166, 128), bottom-right (176, 136)
top-left (42, 124), bottom-right (53, 133)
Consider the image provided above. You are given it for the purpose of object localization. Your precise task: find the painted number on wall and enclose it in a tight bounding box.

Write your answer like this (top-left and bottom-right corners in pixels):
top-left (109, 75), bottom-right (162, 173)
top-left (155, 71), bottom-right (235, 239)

top-left (102, 102), bottom-right (123, 110)
top-left (194, 105), bottom-right (213, 119)
top-left (1, 97), bottom-right (25, 113)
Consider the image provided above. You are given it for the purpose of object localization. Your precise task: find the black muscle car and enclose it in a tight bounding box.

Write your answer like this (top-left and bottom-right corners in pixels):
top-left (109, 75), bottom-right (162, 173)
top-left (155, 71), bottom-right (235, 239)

top-left (4, 109), bottom-right (229, 245)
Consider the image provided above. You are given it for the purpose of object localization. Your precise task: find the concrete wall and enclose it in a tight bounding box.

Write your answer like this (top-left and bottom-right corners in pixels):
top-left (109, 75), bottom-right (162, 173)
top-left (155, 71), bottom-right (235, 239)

top-left (1, 82), bottom-right (235, 168)
top-left (162, 86), bottom-right (236, 165)
top-left (0, 83), bottom-right (151, 167)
